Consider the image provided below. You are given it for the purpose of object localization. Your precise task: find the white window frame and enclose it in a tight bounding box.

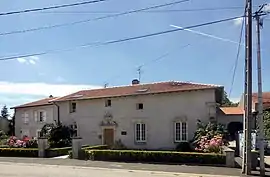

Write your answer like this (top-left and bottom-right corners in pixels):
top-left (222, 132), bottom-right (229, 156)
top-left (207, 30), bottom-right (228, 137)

top-left (135, 122), bottom-right (146, 143)
top-left (71, 123), bottom-right (78, 137)
top-left (136, 103), bottom-right (144, 110)
top-left (105, 99), bottom-right (112, 107)
top-left (174, 121), bottom-right (188, 143)
top-left (39, 111), bottom-right (45, 122)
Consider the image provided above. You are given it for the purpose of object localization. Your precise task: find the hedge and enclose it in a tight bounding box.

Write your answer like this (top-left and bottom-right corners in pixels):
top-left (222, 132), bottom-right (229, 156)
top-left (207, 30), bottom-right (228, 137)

top-left (68, 145), bottom-right (108, 159)
top-left (0, 148), bottom-right (38, 157)
top-left (87, 150), bottom-right (226, 165)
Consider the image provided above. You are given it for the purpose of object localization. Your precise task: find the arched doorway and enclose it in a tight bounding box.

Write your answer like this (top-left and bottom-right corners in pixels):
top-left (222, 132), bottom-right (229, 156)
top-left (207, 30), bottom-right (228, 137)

top-left (227, 122), bottom-right (243, 140)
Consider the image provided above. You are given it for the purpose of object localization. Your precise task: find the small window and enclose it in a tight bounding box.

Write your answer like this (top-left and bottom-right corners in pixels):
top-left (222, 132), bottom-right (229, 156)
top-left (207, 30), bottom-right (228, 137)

top-left (136, 103), bottom-right (144, 110)
top-left (135, 123), bottom-right (146, 142)
top-left (121, 131), bottom-right (127, 135)
top-left (105, 99), bottom-right (111, 107)
top-left (70, 102), bottom-right (77, 113)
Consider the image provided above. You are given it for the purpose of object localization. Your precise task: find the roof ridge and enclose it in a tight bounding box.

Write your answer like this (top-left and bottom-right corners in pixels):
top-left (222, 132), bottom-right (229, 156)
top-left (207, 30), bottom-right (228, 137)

top-left (78, 80), bottom-right (221, 92)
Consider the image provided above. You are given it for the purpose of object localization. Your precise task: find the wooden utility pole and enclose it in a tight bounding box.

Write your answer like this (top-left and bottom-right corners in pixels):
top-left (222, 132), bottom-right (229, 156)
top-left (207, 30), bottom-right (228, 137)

top-left (255, 4), bottom-right (266, 176)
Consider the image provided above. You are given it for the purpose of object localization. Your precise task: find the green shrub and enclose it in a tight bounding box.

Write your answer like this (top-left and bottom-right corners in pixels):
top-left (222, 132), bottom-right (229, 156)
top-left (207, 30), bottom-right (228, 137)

top-left (175, 142), bottom-right (193, 152)
top-left (0, 148), bottom-right (38, 157)
top-left (87, 150), bottom-right (226, 165)
top-left (46, 147), bottom-right (72, 157)
top-left (68, 145), bottom-right (108, 159)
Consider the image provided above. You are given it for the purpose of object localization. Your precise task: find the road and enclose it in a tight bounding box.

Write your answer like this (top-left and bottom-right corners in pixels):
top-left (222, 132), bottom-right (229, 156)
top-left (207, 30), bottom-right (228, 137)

top-left (0, 161), bottom-right (236, 177)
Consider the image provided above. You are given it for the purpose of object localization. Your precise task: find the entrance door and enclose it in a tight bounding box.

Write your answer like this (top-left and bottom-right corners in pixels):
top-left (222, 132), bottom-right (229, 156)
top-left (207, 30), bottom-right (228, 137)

top-left (103, 128), bottom-right (114, 146)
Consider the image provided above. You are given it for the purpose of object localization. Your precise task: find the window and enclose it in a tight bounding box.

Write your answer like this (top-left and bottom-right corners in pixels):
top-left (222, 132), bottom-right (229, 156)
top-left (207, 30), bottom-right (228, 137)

top-left (39, 111), bottom-right (45, 122)
top-left (135, 123), bottom-right (146, 142)
top-left (105, 99), bottom-right (111, 107)
top-left (174, 122), bottom-right (188, 142)
top-left (136, 103), bottom-right (144, 110)
top-left (71, 123), bottom-right (78, 137)
top-left (70, 102), bottom-right (77, 113)
top-left (36, 130), bottom-right (43, 138)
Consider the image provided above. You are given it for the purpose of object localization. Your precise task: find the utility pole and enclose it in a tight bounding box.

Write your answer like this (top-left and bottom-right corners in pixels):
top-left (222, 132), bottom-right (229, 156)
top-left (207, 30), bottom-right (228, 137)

top-left (255, 4), bottom-right (266, 176)
top-left (242, 0), bottom-right (253, 175)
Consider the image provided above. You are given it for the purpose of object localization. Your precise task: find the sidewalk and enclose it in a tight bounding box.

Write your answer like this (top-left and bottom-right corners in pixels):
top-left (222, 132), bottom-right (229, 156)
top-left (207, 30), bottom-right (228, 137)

top-left (0, 157), bottom-right (242, 176)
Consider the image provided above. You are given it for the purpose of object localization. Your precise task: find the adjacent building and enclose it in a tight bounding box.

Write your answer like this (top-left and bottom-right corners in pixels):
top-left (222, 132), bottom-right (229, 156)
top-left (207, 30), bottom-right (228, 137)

top-left (12, 96), bottom-right (57, 138)
top-left (217, 92), bottom-right (270, 140)
top-left (0, 116), bottom-right (10, 134)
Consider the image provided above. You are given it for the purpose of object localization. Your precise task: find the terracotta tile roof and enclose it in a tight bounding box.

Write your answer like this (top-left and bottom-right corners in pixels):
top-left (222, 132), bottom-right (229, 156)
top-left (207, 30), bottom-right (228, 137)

top-left (11, 97), bottom-right (58, 109)
top-left (220, 107), bottom-right (244, 115)
top-left (53, 81), bottom-right (222, 102)
top-left (252, 92), bottom-right (270, 103)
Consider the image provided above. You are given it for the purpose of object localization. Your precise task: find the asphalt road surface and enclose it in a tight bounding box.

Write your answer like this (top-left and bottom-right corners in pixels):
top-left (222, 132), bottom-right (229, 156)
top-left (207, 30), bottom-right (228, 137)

top-left (0, 161), bottom-right (236, 177)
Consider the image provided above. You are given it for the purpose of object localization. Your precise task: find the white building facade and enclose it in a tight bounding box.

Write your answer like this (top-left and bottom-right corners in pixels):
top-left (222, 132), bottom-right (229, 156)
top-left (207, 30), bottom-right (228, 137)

top-left (53, 81), bottom-right (223, 150)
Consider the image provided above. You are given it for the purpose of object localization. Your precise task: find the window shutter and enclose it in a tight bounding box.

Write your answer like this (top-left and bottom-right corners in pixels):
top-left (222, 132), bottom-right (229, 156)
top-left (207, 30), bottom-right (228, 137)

top-left (34, 111), bottom-right (38, 122)
top-left (21, 113), bottom-right (25, 123)
top-left (43, 111), bottom-right (47, 122)
top-left (25, 113), bottom-right (29, 123)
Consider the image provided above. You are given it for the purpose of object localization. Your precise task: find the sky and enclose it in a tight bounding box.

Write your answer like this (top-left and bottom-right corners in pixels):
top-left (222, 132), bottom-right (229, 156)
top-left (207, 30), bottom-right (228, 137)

top-left (0, 0), bottom-right (269, 114)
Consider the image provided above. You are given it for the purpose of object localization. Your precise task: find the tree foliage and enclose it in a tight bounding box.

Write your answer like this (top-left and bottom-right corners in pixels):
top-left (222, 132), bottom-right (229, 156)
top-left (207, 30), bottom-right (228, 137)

top-left (41, 122), bottom-right (75, 148)
top-left (0, 105), bottom-right (9, 119)
top-left (7, 115), bottom-right (15, 136)
top-left (263, 109), bottom-right (270, 140)
top-left (221, 91), bottom-right (239, 107)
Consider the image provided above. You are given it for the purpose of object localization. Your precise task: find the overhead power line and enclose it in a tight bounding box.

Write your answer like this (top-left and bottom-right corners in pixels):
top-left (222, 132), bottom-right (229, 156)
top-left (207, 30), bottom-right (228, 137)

top-left (0, 0), bottom-right (188, 37)
top-left (228, 8), bottom-right (246, 98)
top-left (0, 0), bottom-right (108, 16)
top-left (0, 15), bottom-right (243, 61)
top-left (38, 6), bottom-right (248, 14)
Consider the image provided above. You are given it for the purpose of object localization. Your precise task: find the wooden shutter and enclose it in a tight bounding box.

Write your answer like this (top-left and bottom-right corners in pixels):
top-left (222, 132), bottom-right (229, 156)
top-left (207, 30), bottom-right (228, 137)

top-left (43, 111), bottom-right (47, 122)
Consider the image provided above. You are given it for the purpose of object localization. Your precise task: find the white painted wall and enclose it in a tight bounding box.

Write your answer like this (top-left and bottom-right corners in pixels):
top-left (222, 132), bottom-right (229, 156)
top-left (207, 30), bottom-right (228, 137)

top-left (15, 105), bottom-right (56, 138)
top-left (57, 89), bottom-right (218, 150)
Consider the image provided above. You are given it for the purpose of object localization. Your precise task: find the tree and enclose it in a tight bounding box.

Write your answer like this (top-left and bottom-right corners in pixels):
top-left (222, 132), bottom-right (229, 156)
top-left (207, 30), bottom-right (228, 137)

top-left (0, 105), bottom-right (9, 119)
top-left (262, 109), bottom-right (270, 139)
top-left (41, 122), bottom-right (75, 148)
top-left (221, 91), bottom-right (239, 107)
top-left (8, 114), bottom-right (15, 136)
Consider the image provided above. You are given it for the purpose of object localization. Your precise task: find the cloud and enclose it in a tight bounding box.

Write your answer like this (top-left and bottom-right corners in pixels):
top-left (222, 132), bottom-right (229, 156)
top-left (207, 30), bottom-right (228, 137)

top-left (17, 58), bottom-right (27, 63)
top-left (17, 56), bottom-right (40, 65)
top-left (233, 17), bottom-right (244, 26)
top-left (264, 4), bottom-right (270, 12)
top-left (229, 97), bottom-right (240, 103)
top-left (0, 81), bottom-right (101, 97)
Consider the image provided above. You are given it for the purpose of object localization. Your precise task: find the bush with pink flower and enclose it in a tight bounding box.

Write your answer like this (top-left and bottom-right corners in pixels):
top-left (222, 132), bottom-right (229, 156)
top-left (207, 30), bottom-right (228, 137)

top-left (195, 135), bottom-right (226, 153)
top-left (193, 120), bottom-right (229, 153)
top-left (6, 136), bottom-right (37, 148)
